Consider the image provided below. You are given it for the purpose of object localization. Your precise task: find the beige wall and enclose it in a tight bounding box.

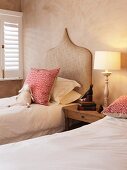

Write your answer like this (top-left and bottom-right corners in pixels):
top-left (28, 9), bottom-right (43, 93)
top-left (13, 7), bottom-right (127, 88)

top-left (21, 0), bottom-right (127, 105)
top-left (0, 0), bottom-right (21, 98)
top-left (0, 80), bottom-right (22, 98)
top-left (0, 0), bottom-right (21, 11)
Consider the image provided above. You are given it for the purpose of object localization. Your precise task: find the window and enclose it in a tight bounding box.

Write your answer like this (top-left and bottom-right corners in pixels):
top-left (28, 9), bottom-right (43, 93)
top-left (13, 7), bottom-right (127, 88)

top-left (0, 9), bottom-right (23, 80)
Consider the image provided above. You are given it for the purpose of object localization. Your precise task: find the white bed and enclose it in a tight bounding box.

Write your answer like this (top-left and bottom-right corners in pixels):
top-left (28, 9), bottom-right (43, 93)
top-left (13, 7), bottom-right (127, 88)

top-left (0, 96), bottom-right (65, 145)
top-left (0, 116), bottom-right (127, 170)
top-left (0, 29), bottom-right (92, 145)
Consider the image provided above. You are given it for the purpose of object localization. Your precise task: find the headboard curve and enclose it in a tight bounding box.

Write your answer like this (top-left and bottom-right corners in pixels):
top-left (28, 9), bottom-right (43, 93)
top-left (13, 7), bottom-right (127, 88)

top-left (45, 28), bottom-right (92, 94)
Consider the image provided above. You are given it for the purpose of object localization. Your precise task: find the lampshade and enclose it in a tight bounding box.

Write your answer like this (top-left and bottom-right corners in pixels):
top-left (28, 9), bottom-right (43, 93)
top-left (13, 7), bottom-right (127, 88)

top-left (94, 51), bottom-right (121, 71)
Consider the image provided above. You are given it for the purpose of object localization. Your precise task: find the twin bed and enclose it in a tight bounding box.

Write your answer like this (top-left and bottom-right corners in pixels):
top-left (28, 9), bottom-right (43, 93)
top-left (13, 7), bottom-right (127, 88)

top-left (0, 29), bottom-right (91, 145)
top-left (0, 29), bottom-right (126, 170)
top-left (0, 116), bottom-right (127, 170)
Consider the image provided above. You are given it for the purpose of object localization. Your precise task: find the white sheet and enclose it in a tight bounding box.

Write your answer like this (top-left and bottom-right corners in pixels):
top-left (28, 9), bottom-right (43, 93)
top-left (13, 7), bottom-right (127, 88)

top-left (0, 96), bottom-right (65, 145)
top-left (0, 116), bottom-right (127, 170)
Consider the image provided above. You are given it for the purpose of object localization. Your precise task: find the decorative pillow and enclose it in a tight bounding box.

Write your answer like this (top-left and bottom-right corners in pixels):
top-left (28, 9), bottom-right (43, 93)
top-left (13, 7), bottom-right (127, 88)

top-left (102, 96), bottom-right (127, 118)
top-left (24, 68), bottom-right (60, 105)
top-left (51, 77), bottom-right (81, 103)
top-left (60, 90), bottom-right (81, 105)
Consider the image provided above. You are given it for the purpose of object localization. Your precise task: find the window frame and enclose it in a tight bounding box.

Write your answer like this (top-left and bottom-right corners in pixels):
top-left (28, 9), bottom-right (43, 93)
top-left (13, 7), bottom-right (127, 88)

top-left (0, 9), bottom-right (23, 81)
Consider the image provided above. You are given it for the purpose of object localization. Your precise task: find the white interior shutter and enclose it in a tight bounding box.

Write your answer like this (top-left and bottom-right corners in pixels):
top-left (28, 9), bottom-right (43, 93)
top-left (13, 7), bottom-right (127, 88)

top-left (3, 21), bottom-right (22, 79)
top-left (0, 20), bottom-right (3, 78)
top-left (0, 9), bottom-right (23, 80)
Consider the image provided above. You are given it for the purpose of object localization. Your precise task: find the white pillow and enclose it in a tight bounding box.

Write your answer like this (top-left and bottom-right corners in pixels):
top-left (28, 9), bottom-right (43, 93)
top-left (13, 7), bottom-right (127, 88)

top-left (51, 77), bottom-right (81, 103)
top-left (60, 90), bottom-right (81, 105)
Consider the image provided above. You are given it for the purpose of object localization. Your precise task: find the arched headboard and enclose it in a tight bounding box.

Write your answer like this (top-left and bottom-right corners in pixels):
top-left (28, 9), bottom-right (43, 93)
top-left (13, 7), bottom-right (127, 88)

top-left (45, 28), bottom-right (92, 94)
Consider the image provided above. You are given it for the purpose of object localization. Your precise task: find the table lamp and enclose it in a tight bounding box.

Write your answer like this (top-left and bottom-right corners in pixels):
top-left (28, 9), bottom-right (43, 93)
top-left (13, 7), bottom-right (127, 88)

top-left (94, 51), bottom-right (121, 107)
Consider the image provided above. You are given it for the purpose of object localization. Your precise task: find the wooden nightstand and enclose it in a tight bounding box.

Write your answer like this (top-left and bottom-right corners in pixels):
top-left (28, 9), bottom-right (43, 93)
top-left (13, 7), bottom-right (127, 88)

top-left (63, 104), bottom-right (105, 130)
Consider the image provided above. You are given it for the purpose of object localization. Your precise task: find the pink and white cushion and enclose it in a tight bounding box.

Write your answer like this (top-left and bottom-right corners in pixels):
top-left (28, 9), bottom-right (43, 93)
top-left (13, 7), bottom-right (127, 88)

top-left (102, 96), bottom-right (127, 118)
top-left (24, 68), bottom-right (60, 105)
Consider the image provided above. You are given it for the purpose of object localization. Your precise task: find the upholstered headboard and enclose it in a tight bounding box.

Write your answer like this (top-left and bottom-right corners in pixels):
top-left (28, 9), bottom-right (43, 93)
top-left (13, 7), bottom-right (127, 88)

top-left (45, 29), bottom-right (92, 94)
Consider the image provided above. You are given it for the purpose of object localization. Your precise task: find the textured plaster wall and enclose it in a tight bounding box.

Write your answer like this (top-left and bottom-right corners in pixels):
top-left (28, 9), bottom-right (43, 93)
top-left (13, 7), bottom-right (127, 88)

top-left (22, 0), bottom-right (127, 105)
top-left (0, 0), bottom-right (22, 98)
top-left (0, 0), bottom-right (21, 11)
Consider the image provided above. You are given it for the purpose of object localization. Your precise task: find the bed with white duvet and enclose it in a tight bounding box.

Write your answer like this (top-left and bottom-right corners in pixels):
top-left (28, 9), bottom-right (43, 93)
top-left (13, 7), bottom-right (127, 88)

top-left (0, 29), bottom-right (92, 145)
top-left (0, 116), bottom-right (127, 170)
top-left (0, 96), bottom-right (65, 145)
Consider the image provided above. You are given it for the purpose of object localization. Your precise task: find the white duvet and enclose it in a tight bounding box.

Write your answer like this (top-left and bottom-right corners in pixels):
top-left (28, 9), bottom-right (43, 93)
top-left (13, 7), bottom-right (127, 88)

top-left (0, 116), bottom-right (127, 170)
top-left (0, 96), bottom-right (65, 145)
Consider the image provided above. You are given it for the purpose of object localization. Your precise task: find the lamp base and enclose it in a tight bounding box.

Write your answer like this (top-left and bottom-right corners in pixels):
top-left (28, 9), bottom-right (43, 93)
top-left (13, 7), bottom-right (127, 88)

top-left (102, 71), bottom-right (112, 108)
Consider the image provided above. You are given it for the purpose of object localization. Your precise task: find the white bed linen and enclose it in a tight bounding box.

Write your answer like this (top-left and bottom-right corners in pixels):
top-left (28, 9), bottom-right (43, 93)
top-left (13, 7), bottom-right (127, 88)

top-left (0, 116), bottom-right (127, 170)
top-left (0, 96), bottom-right (65, 145)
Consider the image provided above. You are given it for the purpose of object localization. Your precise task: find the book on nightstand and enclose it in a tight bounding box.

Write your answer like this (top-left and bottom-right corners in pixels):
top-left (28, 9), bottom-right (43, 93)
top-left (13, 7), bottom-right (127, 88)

top-left (78, 101), bottom-right (96, 111)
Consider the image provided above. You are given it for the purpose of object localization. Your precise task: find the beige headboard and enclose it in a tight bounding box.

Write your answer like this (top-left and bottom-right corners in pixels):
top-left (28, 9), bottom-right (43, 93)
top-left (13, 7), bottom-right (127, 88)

top-left (45, 28), bottom-right (92, 95)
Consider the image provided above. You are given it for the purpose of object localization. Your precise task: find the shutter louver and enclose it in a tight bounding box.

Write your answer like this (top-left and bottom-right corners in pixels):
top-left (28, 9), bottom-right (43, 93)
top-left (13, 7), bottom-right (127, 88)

top-left (3, 21), bottom-right (21, 78)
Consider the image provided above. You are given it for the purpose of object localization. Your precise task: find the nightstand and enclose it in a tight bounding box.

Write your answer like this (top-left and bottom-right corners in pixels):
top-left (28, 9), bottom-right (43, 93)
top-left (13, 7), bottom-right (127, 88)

top-left (62, 104), bottom-right (105, 130)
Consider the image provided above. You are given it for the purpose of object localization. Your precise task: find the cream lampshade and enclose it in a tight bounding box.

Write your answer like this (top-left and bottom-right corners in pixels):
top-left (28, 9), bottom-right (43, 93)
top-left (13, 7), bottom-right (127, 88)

top-left (94, 51), bottom-right (121, 107)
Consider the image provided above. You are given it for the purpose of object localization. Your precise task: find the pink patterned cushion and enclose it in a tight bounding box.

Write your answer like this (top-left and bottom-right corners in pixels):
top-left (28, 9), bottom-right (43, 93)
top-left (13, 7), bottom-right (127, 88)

top-left (103, 96), bottom-right (127, 118)
top-left (24, 68), bottom-right (60, 105)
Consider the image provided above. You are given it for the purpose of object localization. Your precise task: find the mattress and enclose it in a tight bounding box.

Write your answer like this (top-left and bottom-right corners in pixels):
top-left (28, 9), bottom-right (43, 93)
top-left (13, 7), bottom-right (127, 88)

top-left (0, 116), bottom-right (127, 170)
top-left (0, 96), bottom-right (65, 145)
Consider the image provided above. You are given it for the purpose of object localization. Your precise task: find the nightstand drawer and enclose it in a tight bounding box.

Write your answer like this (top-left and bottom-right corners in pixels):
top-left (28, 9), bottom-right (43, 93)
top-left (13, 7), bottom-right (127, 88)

top-left (63, 104), bottom-right (105, 130)
top-left (76, 112), bottom-right (87, 122)
top-left (65, 111), bottom-right (86, 122)
top-left (65, 110), bottom-right (101, 123)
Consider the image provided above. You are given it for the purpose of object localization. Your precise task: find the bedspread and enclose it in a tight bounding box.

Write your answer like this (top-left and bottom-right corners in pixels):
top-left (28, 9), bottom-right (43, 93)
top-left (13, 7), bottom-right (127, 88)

top-left (0, 96), bottom-right (65, 144)
top-left (0, 116), bottom-right (127, 170)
